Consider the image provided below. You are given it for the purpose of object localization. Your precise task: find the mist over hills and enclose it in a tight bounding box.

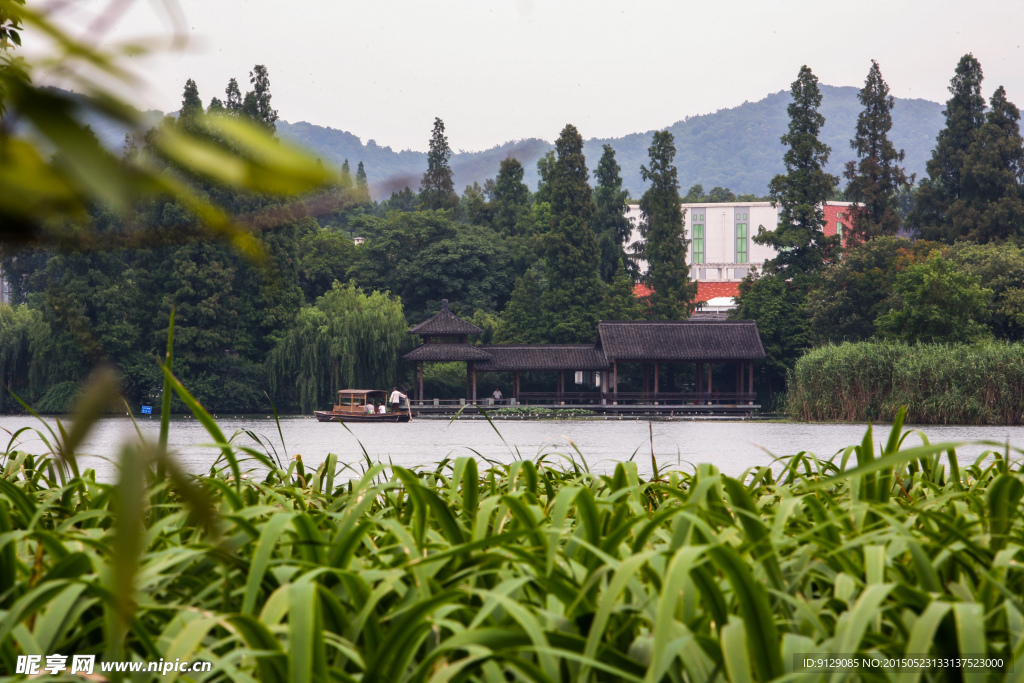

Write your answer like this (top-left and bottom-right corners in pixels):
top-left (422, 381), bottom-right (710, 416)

top-left (277, 85), bottom-right (946, 201)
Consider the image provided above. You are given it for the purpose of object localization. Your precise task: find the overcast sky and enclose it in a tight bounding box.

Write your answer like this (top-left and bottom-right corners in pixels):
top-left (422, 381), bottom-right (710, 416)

top-left (46, 0), bottom-right (1024, 152)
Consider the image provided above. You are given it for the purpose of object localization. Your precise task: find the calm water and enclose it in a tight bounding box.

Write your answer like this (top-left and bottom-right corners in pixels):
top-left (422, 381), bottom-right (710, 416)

top-left (1, 415), bottom-right (1020, 482)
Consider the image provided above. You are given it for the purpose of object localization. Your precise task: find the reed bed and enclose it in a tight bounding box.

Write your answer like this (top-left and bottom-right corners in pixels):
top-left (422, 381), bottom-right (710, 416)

top-left (2, 372), bottom-right (1024, 682)
top-left (789, 341), bottom-right (1024, 424)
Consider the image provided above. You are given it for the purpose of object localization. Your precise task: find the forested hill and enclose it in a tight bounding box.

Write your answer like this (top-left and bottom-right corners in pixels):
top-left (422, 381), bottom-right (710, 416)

top-left (276, 85), bottom-right (945, 199)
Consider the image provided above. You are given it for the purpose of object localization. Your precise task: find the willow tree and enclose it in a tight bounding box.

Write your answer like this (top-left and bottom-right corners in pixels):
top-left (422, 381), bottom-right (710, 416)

top-left (268, 282), bottom-right (409, 412)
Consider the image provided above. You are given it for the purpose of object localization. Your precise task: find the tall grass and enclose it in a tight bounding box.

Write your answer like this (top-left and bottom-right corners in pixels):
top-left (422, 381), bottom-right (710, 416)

top-left (789, 341), bottom-right (1024, 424)
top-left (2, 372), bottom-right (1024, 681)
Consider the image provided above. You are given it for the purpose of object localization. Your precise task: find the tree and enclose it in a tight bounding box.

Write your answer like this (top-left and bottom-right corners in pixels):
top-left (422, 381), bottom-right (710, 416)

top-left (805, 236), bottom-right (940, 344)
top-left (459, 182), bottom-right (491, 226)
top-left (948, 86), bottom-right (1024, 242)
top-left (592, 144), bottom-right (632, 282)
top-left (297, 222), bottom-right (357, 303)
top-left (635, 130), bottom-right (696, 319)
top-left (267, 282), bottom-right (408, 412)
top-left (876, 253), bottom-right (993, 343)
top-left (225, 78), bottom-right (242, 113)
top-left (843, 60), bottom-right (913, 243)
top-left (340, 159), bottom-right (353, 189)
top-left (179, 78), bottom-right (203, 133)
top-left (541, 124), bottom-right (605, 342)
top-left (912, 54), bottom-right (986, 242)
top-left (534, 151), bottom-right (556, 205)
top-left (495, 270), bottom-right (544, 343)
top-left (248, 64), bottom-right (278, 132)
top-left (241, 91), bottom-right (259, 122)
top-left (492, 157), bottom-right (530, 236)
top-left (757, 65), bottom-right (838, 284)
top-left (356, 161), bottom-right (370, 203)
top-left (732, 273), bottom-right (809, 394)
top-left (602, 258), bottom-right (647, 320)
top-left (207, 97), bottom-right (224, 114)
top-left (420, 117), bottom-right (458, 210)
top-left (948, 241), bottom-right (1024, 339)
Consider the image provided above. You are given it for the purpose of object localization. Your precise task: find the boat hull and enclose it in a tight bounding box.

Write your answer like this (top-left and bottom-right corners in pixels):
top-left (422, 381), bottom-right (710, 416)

top-left (314, 411), bottom-right (411, 423)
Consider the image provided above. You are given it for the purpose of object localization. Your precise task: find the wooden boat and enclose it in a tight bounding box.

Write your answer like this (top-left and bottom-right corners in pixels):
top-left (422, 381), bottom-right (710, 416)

top-left (314, 389), bottom-right (412, 423)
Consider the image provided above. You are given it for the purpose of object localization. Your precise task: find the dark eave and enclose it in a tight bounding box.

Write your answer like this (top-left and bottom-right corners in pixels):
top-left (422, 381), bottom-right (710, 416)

top-left (402, 344), bottom-right (492, 362)
top-left (596, 320), bottom-right (766, 361)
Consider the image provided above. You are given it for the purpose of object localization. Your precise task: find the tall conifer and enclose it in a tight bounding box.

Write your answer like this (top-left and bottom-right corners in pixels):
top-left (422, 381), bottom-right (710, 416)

top-left (179, 79), bottom-right (203, 132)
top-left (844, 60), bottom-right (912, 243)
top-left (492, 157), bottom-right (530, 236)
top-left (757, 65), bottom-right (838, 283)
top-left (420, 117), bottom-right (458, 210)
top-left (248, 65), bottom-right (278, 132)
top-left (950, 86), bottom-right (1024, 242)
top-left (593, 145), bottom-right (632, 282)
top-left (542, 124), bottom-right (604, 342)
top-left (636, 130), bottom-right (695, 319)
top-left (225, 78), bottom-right (242, 113)
top-left (356, 161), bottom-right (370, 203)
top-left (340, 159), bottom-right (353, 189)
top-left (912, 54), bottom-right (986, 242)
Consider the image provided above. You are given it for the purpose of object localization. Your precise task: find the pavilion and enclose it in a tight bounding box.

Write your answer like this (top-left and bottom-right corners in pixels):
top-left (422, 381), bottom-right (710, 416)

top-left (402, 300), bottom-right (765, 406)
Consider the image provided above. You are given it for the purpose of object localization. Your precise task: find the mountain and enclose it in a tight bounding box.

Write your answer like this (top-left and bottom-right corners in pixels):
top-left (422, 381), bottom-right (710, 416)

top-left (276, 85), bottom-right (946, 200)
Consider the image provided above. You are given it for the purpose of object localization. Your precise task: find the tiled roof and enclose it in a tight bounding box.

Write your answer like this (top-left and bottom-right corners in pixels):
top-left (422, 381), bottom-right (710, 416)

top-left (597, 320), bottom-right (765, 361)
top-left (402, 344), bottom-right (492, 362)
top-left (696, 281), bottom-right (740, 302)
top-left (632, 283), bottom-right (654, 298)
top-left (408, 300), bottom-right (484, 336)
top-left (476, 345), bottom-right (610, 371)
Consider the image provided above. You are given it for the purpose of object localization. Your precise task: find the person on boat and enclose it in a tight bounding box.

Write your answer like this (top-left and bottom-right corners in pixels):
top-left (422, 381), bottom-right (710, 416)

top-left (378, 403), bottom-right (387, 414)
top-left (365, 402), bottom-right (375, 415)
top-left (389, 387), bottom-right (407, 412)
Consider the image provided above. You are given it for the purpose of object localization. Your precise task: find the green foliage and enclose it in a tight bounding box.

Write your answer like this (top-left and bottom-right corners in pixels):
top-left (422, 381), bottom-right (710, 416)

top-left (421, 361), bottom-right (467, 399)
top-left (913, 54), bottom-right (987, 241)
top-left (459, 181), bottom-right (491, 226)
top-left (179, 78), bottom-right (203, 133)
top-left (790, 340), bottom-right (1024, 423)
top-left (758, 65), bottom-right (839, 283)
top-left (948, 241), bottom-right (1024, 339)
top-left (843, 60), bottom-right (913, 243)
top-left (681, 184), bottom-right (766, 203)
top-left (732, 273), bottom-right (809, 393)
top-left (224, 77), bottom-right (242, 112)
top-left (542, 124), bottom-right (605, 343)
top-left (296, 221), bottom-right (357, 302)
top-left (948, 86), bottom-right (1024, 242)
top-left (602, 258), bottom-right (647, 321)
top-left (635, 130), bottom-right (696, 319)
top-left (806, 236), bottom-right (940, 344)
top-left (4, 400), bottom-right (1024, 679)
top-left (348, 210), bottom-right (513, 322)
top-left (592, 145), bottom-right (632, 282)
top-left (0, 303), bottom-right (46, 410)
top-left (876, 253), bottom-right (993, 343)
top-left (419, 117), bottom-right (458, 211)
top-left (268, 281), bottom-right (409, 412)
top-left (247, 64), bottom-right (278, 132)
top-left (496, 270), bottom-right (545, 344)
top-left (491, 157), bottom-right (530, 236)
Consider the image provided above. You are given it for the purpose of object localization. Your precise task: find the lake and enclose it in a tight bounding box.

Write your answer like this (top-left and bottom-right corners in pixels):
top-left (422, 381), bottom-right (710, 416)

top-left (1, 415), bottom-right (1020, 482)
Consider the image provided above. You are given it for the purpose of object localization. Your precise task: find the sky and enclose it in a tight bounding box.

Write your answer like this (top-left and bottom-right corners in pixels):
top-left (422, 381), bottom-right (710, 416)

top-left (40, 0), bottom-right (1024, 152)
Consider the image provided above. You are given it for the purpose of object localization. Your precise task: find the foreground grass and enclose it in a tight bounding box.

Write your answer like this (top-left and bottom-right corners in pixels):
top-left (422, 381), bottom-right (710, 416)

top-left (1, 401), bottom-right (1024, 681)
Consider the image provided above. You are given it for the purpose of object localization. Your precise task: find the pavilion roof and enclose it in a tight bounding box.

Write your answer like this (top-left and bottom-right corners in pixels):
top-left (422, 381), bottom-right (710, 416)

top-left (408, 299), bottom-right (483, 336)
top-left (596, 320), bottom-right (766, 361)
top-left (476, 345), bottom-right (610, 372)
top-left (402, 344), bottom-right (492, 362)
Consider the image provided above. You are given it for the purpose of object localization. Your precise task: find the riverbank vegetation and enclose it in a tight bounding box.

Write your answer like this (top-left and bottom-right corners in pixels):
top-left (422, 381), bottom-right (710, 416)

top-left (1, 389), bottom-right (1022, 680)
top-left (789, 342), bottom-right (1024, 424)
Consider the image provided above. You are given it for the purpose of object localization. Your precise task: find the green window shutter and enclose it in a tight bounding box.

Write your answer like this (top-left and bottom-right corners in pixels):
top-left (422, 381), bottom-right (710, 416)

top-left (693, 224), bottom-right (704, 264)
top-left (736, 223), bottom-right (747, 264)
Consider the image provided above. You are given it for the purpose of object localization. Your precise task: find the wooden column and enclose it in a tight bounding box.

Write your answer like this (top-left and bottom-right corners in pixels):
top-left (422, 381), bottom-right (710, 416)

top-left (697, 362), bottom-right (703, 394)
top-left (748, 362), bottom-right (754, 399)
top-left (472, 362), bottom-right (477, 402)
top-left (418, 362), bottom-right (424, 403)
top-left (613, 361), bottom-right (618, 395)
top-left (654, 362), bottom-right (659, 398)
top-left (707, 363), bottom-right (713, 396)
top-left (514, 371), bottom-right (520, 401)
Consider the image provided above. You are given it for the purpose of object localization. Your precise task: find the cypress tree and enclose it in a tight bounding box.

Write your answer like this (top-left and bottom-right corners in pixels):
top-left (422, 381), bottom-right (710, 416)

top-left (843, 60), bottom-right (913, 243)
top-left (636, 130), bottom-right (695, 319)
top-left (492, 157), bottom-right (530, 236)
top-left (757, 65), bottom-right (838, 284)
top-left (241, 91), bottom-right (259, 122)
top-left (207, 97), bottom-right (224, 114)
top-left (340, 159), bottom-right (353, 190)
top-left (179, 79), bottom-right (203, 132)
top-left (420, 117), bottom-right (458, 210)
top-left (950, 86), bottom-right (1024, 242)
top-left (593, 144), bottom-right (632, 282)
top-left (225, 78), bottom-right (242, 113)
top-left (602, 258), bottom-right (647, 320)
top-left (542, 124), bottom-right (604, 342)
top-left (246, 65), bottom-right (278, 132)
top-left (495, 270), bottom-right (544, 343)
top-left (913, 54), bottom-right (986, 242)
top-left (534, 151), bottom-right (556, 205)
top-left (356, 161), bottom-right (370, 203)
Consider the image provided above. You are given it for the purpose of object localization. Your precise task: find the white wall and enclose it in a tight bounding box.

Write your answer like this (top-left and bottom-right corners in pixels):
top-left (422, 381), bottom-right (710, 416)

top-left (625, 202), bottom-right (779, 280)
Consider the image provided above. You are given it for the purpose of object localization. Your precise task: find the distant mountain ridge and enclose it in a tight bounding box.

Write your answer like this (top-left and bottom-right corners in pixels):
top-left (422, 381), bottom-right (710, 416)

top-left (276, 85), bottom-right (946, 200)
